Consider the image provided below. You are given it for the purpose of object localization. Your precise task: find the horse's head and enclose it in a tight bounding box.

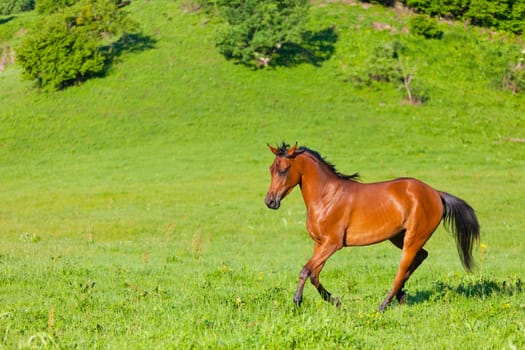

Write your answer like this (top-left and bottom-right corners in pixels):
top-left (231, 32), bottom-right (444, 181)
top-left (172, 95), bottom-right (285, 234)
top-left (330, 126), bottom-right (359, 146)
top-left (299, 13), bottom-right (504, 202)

top-left (265, 142), bottom-right (303, 210)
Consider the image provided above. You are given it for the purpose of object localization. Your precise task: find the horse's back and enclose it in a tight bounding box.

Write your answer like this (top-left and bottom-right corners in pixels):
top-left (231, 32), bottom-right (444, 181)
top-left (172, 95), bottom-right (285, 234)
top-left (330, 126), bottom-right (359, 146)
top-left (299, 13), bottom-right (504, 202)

top-left (350, 177), bottom-right (440, 207)
top-left (343, 177), bottom-right (443, 246)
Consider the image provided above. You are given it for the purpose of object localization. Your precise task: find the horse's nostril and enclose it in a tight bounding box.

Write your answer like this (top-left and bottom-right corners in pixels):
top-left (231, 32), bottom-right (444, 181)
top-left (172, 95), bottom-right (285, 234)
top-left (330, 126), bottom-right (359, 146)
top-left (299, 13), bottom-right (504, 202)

top-left (265, 196), bottom-right (280, 209)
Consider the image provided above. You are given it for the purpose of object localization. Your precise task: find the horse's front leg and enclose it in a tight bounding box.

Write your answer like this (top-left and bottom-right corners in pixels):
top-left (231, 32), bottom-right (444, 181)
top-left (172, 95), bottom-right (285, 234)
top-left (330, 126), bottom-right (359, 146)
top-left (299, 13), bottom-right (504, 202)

top-left (311, 262), bottom-right (342, 307)
top-left (293, 267), bottom-right (309, 305)
top-left (293, 241), bottom-right (341, 306)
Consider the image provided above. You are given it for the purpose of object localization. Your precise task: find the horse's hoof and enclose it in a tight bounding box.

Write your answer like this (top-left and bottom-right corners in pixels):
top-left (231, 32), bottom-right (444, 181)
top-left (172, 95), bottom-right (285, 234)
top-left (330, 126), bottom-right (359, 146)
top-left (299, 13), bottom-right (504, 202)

top-left (396, 289), bottom-right (407, 304)
top-left (397, 292), bottom-right (407, 305)
top-left (293, 296), bottom-right (303, 306)
top-left (331, 296), bottom-right (342, 308)
top-left (378, 302), bottom-right (389, 312)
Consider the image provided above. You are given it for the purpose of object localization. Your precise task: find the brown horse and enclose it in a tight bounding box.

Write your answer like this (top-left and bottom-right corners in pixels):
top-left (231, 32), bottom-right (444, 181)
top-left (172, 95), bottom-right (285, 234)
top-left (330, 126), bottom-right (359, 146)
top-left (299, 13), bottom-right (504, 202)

top-left (264, 142), bottom-right (480, 311)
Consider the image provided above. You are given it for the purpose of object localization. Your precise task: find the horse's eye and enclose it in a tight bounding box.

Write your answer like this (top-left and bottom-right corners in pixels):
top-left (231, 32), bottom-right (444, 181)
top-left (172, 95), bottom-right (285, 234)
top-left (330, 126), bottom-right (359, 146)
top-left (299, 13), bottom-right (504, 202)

top-left (279, 169), bottom-right (288, 176)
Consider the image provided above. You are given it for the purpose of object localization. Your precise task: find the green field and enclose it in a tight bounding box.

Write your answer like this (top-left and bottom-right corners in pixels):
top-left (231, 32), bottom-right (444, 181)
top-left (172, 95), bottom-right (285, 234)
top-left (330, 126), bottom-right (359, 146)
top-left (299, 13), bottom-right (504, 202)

top-left (1, 1), bottom-right (524, 348)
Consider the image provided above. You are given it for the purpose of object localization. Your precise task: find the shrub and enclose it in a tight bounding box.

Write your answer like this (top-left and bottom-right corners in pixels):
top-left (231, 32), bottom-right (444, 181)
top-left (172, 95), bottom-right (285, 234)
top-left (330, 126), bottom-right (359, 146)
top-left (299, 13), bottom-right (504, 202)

top-left (464, 0), bottom-right (510, 28)
top-left (409, 15), bottom-right (443, 39)
top-left (401, 72), bottom-right (430, 104)
top-left (16, 0), bottom-right (138, 90)
top-left (350, 41), bottom-right (405, 86)
top-left (349, 41), bottom-right (429, 104)
top-left (403, 0), bottom-right (469, 18)
top-left (16, 14), bottom-right (105, 90)
top-left (35, 0), bottom-right (78, 14)
top-left (215, 0), bottom-right (310, 67)
top-left (0, 0), bottom-right (34, 15)
top-left (400, 0), bottom-right (525, 35)
top-left (503, 0), bottom-right (525, 34)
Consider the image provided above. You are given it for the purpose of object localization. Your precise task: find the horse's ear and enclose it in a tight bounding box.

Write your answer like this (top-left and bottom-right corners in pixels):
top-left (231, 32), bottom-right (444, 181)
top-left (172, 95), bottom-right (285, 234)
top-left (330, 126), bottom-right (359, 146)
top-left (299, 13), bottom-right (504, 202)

top-left (267, 143), bottom-right (279, 155)
top-left (287, 142), bottom-right (297, 156)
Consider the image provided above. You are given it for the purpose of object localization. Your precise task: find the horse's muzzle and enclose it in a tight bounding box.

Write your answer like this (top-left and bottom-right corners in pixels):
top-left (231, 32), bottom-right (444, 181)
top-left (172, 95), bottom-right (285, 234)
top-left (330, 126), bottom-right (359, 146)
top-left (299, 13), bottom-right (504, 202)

top-left (265, 194), bottom-right (281, 210)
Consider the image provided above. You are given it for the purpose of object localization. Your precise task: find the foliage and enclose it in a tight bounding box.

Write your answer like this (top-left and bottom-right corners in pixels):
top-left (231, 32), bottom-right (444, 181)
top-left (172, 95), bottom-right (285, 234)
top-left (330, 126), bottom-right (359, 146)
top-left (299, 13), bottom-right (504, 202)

top-left (409, 14), bottom-right (444, 39)
top-left (465, 0), bottom-right (511, 28)
top-left (35, 0), bottom-right (78, 14)
top-left (16, 0), bottom-right (139, 90)
top-left (0, 0), bottom-right (34, 15)
top-left (348, 41), bottom-right (429, 103)
top-left (355, 41), bottom-right (405, 85)
top-left (402, 0), bottom-right (470, 18)
top-left (16, 14), bottom-right (105, 90)
top-left (400, 0), bottom-right (525, 34)
top-left (507, 0), bottom-right (525, 34)
top-left (214, 0), bottom-right (310, 67)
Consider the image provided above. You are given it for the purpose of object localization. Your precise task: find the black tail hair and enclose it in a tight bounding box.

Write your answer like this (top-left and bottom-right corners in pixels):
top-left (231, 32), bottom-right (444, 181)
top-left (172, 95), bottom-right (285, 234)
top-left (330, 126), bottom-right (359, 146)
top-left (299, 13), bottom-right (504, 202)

top-left (440, 192), bottom-right (480, 272)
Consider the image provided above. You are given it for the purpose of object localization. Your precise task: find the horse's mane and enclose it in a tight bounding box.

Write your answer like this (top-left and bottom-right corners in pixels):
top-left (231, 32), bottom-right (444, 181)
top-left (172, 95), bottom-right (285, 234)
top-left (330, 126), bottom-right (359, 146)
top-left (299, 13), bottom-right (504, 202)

top-left (276, 142), bottom-right (360, 181)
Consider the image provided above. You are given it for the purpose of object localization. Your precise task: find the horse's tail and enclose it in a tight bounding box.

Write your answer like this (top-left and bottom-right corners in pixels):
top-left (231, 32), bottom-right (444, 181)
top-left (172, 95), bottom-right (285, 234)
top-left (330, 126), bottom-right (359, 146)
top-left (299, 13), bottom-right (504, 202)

top-left (439, 191), bottom-right (480, 272)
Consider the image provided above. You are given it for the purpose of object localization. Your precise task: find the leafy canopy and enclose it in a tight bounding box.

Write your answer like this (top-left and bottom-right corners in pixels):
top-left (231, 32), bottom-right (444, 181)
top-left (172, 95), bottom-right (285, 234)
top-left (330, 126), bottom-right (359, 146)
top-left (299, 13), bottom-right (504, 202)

top-left (16, 0), bottom-right (138, 90)
top-left (215, 0), bottom-right (310, 67)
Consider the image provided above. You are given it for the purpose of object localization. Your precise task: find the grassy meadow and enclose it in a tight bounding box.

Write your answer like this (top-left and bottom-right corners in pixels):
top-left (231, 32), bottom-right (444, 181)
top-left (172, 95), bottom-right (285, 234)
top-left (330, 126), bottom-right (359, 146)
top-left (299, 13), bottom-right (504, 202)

top-left (0, 0), bottom-right (524, 348)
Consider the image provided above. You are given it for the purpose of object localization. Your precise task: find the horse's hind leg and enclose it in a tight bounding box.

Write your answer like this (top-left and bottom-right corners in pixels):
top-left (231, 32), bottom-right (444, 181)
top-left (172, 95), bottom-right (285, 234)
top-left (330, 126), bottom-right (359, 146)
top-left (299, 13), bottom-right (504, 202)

top-left (379, 233), bottom-right (430, 311)
top-left (396, 249), bottom-right (428, 304)
top-left (389, 233), bottom-right (428, 304)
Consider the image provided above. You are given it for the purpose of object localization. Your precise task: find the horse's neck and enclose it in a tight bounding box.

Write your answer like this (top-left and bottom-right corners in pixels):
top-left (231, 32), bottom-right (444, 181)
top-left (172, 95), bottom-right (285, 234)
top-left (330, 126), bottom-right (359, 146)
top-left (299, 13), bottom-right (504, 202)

top-left (298, 154), bottom-right (339, 205)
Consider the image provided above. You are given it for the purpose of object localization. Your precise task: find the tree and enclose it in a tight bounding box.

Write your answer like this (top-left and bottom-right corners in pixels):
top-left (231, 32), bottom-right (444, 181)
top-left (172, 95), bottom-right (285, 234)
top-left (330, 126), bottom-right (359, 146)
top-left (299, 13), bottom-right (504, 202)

top-left (0, 0), bottom-right (34, 15)
top-left (16, 0), bottom-right (138, 90)
top-left (215, 0), bottom-right (310, 67)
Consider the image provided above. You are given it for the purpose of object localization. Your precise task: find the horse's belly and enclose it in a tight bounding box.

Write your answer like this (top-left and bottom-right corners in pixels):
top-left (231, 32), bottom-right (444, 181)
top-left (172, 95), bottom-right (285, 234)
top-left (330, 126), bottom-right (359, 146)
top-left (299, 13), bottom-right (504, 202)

top-left (344, 209), bottom-right (405, 246)
top-left (345, 226), bottom-right (402, 246)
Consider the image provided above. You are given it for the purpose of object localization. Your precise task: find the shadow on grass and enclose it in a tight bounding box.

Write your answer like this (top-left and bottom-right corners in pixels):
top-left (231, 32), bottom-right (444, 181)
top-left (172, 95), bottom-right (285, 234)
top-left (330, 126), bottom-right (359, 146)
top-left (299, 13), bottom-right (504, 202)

top-left (272, 26), bottom-right (338, 67)
top-left (360, 0), bottom-right (396, 6)
top-left (101, 32), bottom-right (157, 62)
top-left (408, 276), bottom-right (523, 304)
top-left (0, 16), bottom-right (15, 26)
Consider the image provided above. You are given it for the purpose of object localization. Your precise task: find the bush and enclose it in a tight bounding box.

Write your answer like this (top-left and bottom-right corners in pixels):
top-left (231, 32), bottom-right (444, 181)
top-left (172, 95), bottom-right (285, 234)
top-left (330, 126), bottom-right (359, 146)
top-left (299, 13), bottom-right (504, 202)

top-left (215, 0), bottom-right (310, 67)
top-left (506, 0), bottom-right (525, 34)
top-left (16, 14), bottom-right (105, 90)
top-left (349, 41), bottom-right (429, 104)
top-left (409, 15), bottom-right (443, 39)
top-left (0, 0), bottom-right (34, 15)
top-left (350, 41), bottom-right (405, 86)
top-left (35, 0), bottom-right (78, 14)
top-left (400, 0), bottom-right (525, 35)
top-left (464, 0), bottom-right (510, 28)
top-left (16, 0), bottom-right (138, 90)
top-left (403, 0), bottom-right (469, 18)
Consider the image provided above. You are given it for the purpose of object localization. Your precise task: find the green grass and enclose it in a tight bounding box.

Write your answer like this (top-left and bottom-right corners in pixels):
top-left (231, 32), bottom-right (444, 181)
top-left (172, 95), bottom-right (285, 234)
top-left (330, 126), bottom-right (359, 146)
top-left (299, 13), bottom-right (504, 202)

top-left (1, 1), bottom-right (524, 348)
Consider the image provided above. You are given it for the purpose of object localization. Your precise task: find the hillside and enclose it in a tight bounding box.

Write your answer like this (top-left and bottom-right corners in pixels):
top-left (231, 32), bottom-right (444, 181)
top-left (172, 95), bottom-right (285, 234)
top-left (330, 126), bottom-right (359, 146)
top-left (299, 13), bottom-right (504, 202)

top-left (1, 0), bottom-right (523, 233)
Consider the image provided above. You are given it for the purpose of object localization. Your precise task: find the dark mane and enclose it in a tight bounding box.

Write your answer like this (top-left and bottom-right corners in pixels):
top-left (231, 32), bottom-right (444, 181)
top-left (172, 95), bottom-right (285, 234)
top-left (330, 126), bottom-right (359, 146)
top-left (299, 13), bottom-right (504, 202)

top-left (298, 146), bottom-right (360, 181)
top-left (274, 143), bottom-right (360, 181)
